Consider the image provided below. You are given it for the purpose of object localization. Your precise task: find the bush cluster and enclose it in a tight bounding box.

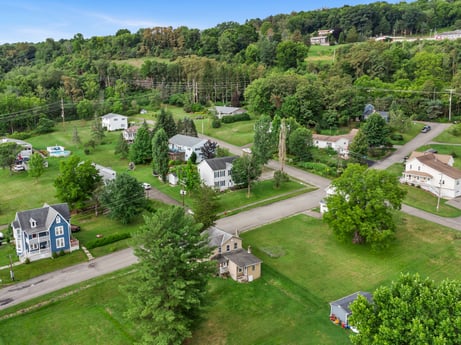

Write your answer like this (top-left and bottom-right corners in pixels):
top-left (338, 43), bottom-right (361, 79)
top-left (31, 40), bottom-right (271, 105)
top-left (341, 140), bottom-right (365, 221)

top-left (220, 113), bottom-right (250, 123)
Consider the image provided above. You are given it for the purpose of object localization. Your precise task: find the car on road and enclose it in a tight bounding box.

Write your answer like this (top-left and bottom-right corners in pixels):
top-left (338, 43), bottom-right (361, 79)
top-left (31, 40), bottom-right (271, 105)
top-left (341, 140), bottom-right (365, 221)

top-left (142, 182), bottom-right (151, 190)
top-left (12, 164), bottom-right (25, 172)
top-left (421, 125), bottom-right (431, 133)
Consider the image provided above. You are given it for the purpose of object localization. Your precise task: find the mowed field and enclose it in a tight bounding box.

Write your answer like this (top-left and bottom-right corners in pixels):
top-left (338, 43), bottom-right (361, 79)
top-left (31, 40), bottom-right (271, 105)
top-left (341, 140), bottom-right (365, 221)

top-left (1, 213), bottom-right (461, 344)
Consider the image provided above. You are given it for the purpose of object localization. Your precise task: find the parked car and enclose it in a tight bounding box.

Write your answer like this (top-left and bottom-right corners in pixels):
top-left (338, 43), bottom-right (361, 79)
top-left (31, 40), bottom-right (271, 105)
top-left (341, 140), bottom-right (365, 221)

top-left (12, 164), bottom-right (25, 172)
top-left (71, 224), bottom-right (81, 233)
top-left (142, 182), bottom-right (151, 190)
top-left (421, 125), bottom-right (431, 133)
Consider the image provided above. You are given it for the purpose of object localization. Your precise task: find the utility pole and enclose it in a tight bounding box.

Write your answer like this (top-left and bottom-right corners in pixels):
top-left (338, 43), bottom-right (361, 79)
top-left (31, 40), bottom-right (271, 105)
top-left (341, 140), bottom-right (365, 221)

top-left (61, 97), bottom-right (65, 127)
top-left (436, 174), bottom-right (443, 212)
top-left (8, 254), bottom-right (14, 281)
top-left (446, 88), bottom-right (455, 122)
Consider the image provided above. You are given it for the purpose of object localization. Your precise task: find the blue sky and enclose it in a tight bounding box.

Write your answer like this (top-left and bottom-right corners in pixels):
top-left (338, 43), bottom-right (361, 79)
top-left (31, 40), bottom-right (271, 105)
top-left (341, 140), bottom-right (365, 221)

top-left (0, 0), bottom-right (403, 44)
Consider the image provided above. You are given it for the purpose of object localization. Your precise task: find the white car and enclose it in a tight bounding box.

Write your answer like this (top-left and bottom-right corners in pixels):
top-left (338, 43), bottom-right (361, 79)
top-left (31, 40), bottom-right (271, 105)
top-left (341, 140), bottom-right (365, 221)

top-left (142, 183), bottom-right (151, 190)
top-left (13, 164), bottom-right (25, 172)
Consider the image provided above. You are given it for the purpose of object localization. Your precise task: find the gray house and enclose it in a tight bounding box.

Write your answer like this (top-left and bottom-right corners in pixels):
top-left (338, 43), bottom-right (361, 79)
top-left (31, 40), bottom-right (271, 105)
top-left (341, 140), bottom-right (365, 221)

top-left (329, 291), bottom-right (373, 326)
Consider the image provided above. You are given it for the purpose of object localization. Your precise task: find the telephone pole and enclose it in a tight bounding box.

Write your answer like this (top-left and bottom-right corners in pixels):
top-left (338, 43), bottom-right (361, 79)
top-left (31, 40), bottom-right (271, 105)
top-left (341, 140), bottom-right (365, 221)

top-left (61, 97), bottom-right (65, 127)
top-left (446, 88), bottom-right (455, 122)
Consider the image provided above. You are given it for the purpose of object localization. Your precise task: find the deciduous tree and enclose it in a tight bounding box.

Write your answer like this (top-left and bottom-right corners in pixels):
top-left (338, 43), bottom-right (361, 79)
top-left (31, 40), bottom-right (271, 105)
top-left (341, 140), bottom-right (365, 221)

top-left (350, 273), bottom-right (461, 345)
top-left (323, 164), bottom-right (405, 249)
top-left (27, 153), bottom-right (45, 181)
top-left (231, 155), bottom-right (262, 197)
top-left (361, 113), bottom-right (391, 149)
top-left (152, 128), bottom-right (169, 182)
top-left (192, 185), bottom-right (220, 230)
top-left (114, 132), bottom-right (129, 159)
top-left (252, 114), bottom-right (274, 165)
top-left (0, 142), bottom-right (20, 171)
top-left (54, 155), bottom-right (102, 209)
top-left (100, 173), bottom-right (147, 224)
top-left (200, 140), bottom-right (218, 160)
top-left (288, 127), bottom-right (313, 162)
top-left (125, 206), bottom-right (213, 345)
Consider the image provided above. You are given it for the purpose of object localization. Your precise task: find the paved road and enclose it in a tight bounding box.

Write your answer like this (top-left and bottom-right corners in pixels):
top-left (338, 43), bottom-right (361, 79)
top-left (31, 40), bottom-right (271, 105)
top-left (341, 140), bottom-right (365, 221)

top-left (1, 123), bottom-right (458, 309)
top-left (0, 248), bottom-right (138, 310)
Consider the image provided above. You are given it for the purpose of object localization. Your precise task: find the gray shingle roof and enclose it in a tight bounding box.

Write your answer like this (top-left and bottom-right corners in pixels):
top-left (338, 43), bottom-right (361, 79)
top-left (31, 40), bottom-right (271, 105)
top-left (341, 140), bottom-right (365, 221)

top-left (14, 203), bottom-right (70, 234)
top-left (101, 113), bottom-right (127, 119)
top-left (203, 156), bottom-right (237, 171)
top-left (330, 291), bottom-right (373, 314)
top-left (416, 153), bottom-right (461, 179)
top-left (206, 226), bottom-right (235, 248)
top-left (223, 248), bottom-right (262, 267)
top-left (169, 134), bottom-right (206, 147)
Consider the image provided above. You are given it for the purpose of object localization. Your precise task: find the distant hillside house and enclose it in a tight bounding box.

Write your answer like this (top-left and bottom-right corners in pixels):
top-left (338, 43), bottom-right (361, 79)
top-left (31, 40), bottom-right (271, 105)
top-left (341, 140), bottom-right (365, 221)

top-left (401, 152), bottom-right (461, 199)
top-left (168, 134), bottom-right (207, 163)
top-left (101, 113), bottom-right (128, 131)
top-left (312, 129), bottom-right (358, 158)
top-left (198, 156), bottom-right (237, 191)
top-left (311, 29), bottom-right (333, 45)
top-left (214, 106), bottom-right (246, 119)
top-left (205, 226), bottom-right (262, 283)
top-left (123, 125), bottom-right (139, 143)
top-left (362, 104), bottom-right (389, 122)
top-left (11, 203), bottom-right (79, 262)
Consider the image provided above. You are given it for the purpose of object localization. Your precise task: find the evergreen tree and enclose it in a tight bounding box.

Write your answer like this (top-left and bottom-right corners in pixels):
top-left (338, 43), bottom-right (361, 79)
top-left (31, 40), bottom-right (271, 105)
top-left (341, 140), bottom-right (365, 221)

top-left (72, 126), bottom-right (81, 147)
top-left (154, 108), bottom-right (177, 138)
top-left (125, 206), bottom-right (213, 345)
top-left (114, 132), bottom-right (129, 159)
top-left (91, 116), bottom-right (105, 144)
top-left (100, 173), bottom-right (147, 224)
top-left (177, 117), bottom-right (198, 137)
top-left (152, 128), bottom-right (169, 182)
top-left (129, 121), bottom-right (152, 164)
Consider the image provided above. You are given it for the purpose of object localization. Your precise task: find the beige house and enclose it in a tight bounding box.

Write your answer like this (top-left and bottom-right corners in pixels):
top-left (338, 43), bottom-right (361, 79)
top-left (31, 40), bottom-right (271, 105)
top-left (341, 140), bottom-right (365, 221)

top-left (206, 227), bottom-right (262, 283)
top-left (312, 129), bottom-right (358, 158)
top-left (401, 152), bottom-right (461, 199)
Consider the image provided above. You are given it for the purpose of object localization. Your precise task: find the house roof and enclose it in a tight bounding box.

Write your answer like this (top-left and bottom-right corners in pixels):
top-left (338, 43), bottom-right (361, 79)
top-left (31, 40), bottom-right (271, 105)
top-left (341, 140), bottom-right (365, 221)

top-left (169, 134), bottom-right (207, 147)
top-left (101, 113), bottom-right (127, 119)
top-left (313, 129), bottom-right (358, 143)
top-left (215, 106), bottom-right (245, 115)
top-left (206, 226), bottom-right (238, 248)
top-left (93, 163), bottom-right (117, 182)
top-left (415, 154), bottom-right (461, 179)
top-left (13, 203), bottom-right (70, 234)
top-left (202, 156), bottom-right (238, 171)
top-left (124, 126), bottom-right (139, 134)
top-left (330, 291), bottom-right (373, 315)
top-left (409, 151), bottom-right (453, 165)
top-left (222, 248), bottom-right (262, 267)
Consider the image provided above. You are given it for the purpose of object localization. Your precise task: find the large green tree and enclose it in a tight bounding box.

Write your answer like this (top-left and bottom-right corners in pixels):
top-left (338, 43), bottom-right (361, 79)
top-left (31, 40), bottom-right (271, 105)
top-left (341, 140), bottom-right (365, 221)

top-left (350, 273), bottom-right (461, 345)
top-left (361, 113), bottom-right (391, 149)
top-left (288, 127), bottom-right (313, 162)
top-left (114, 132), bottom-right (129, 159)
top-left (348, 129), bottom-right (369, 164)
top-left (152, 128), bottom-right (169, 182)
top-left (323, 164), bottom-right (406, 249)
top-left (0, 142), bottom-right (20, 170)
top-left (54, 156), bottom-right (102, 209)
top-left (129, 121), bottom-right (152, 164)
top-left (252, 114), bottom-right (274, 165)
top-left (100, 173), bottom-right (147, 224)
top-left (27, 152), bottom-right (45, 181)
top-left (192, 185), bottom-right (219, 230)
top-left (154, 108), bottom-right (177, 138)
top-left (125, 206), bottom-right (213, 345)
top-left (231, 155), bottom-right (262, 197)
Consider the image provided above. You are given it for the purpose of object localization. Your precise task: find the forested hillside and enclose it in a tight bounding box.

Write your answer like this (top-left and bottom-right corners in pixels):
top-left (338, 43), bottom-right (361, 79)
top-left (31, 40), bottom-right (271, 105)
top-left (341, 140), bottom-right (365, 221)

top-left (0, 0), bottom-right (460, 135)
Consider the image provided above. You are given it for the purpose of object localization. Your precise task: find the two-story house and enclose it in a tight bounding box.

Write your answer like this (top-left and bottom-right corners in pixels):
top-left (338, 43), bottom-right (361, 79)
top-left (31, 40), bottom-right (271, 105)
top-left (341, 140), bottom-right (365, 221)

top-left (101, 113), bottom-right (128, 131)
top-left (312, 129), bottom-right (358, 158)
top-left (206, 226), bottom-right (262, 283)
top-left (168, 134), bottom-right (207, 163)
top-left (122, 125), bottom-right (139, 143)
top-left (198, 156), bottom-right (237, 191)
top-left (11, 203), bottom-right (79, 262)
top-left (401, 151), bottom-right (461, 199)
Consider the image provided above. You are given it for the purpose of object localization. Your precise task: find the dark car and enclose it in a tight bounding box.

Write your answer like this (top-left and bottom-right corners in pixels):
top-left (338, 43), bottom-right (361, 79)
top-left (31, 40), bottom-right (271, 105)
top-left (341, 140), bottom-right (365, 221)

top-left (421, 125), bottom-right (431, 133)
top-left (71, 224), bottom-right (81, 233)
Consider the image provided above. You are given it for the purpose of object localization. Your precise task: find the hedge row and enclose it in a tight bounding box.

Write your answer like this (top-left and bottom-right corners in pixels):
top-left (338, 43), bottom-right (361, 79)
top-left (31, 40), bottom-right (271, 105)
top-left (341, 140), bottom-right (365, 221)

top-left (85, 232), bottom-right (132, 249)
top-left (221, 113), bottom-right (250, 123)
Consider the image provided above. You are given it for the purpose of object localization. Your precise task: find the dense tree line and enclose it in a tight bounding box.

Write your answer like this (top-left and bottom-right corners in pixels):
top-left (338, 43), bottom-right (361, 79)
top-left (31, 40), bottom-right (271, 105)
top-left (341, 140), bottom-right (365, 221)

top-left (1, 0), bottom-right (461, 135)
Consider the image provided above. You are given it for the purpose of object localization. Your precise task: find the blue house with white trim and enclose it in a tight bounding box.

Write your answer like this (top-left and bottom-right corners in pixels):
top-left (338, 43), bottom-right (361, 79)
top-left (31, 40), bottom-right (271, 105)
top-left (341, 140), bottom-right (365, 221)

top-left (11, 203), bottom-right (79, 262)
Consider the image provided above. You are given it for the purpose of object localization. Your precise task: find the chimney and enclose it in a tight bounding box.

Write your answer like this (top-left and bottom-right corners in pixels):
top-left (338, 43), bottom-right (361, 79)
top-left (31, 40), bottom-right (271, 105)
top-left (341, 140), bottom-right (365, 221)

top-left (247, 245), bottom-right (251, 254)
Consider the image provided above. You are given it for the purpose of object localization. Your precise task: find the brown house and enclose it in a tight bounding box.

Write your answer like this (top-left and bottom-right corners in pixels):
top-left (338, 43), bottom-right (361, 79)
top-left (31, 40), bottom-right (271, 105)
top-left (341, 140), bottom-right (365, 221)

top-left (206, 226), bottom-right (262, 283)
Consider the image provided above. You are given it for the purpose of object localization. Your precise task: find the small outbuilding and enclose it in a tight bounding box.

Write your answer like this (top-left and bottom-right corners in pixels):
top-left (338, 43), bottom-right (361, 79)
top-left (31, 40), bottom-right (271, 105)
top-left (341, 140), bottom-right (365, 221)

top-left (329, 291), bottom-right (373, 326)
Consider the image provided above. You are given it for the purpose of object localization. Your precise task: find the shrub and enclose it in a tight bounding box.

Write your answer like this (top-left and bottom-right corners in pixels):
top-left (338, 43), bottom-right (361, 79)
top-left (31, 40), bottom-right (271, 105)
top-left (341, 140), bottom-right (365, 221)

top-left (212, 118), bottom-right (221, 128)
top-left (221, 113), bottom-right (250, 123)
top-left (24, 258), bottom-right (31, 264)
top-left (391, 133), bottom-right (404, 141)
top-left (86, 232), bottom-right (131, 249)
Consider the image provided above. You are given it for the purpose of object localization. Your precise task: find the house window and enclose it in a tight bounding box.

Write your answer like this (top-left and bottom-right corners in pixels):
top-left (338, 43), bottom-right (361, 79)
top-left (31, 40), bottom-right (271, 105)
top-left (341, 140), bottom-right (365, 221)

top-left (218, 247), bottom-right (222, 253)
top-left (220, 181), bottom-right (226, 186)
top-left (30, 218), bottom-right (37, 228)
top-left (238, 267), bottom-right (242, 273)
top-left (252, 265), bottom-right (255, 271)
top-left (31, 243), bottom-right (39, 251)
top-left (55, 226), bottom-right (64, 236)
top-left (220, 171), bottom-right (225, 177)
top-left (228, 170), bottom-right (232, 176)
top-left (56, 216), bottom-right (61, 224)
top-left (56, 237), bottom-right (65, 249)
top-left (234, 242), bottom-right (238, 249)
top-left (226, 244), bottom-right (230, 252)
top-left (214, 171), bottom-right (219, 178)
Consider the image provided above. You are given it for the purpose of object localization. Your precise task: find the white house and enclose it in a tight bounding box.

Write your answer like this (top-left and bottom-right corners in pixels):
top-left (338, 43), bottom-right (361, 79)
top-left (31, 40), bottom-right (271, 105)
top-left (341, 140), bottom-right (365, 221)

top-left (198, 156), bottom-right (237, 191)
top-left (312, 129), bottom-right (358, 157)
top-left (401, 152), bottom-right (461, 199)
top-left (319, 185), bottom-right (337, 214)
top-left (168, 134), bottom-right (207, 163)
top-left (1, 137), bottom-right (33, 159)
top-left (101, 113), bottom-right (128, 131)
top-left (214, 106), bottom-right (246, 119)
top-left (11, 203), bottom-right (79, 262)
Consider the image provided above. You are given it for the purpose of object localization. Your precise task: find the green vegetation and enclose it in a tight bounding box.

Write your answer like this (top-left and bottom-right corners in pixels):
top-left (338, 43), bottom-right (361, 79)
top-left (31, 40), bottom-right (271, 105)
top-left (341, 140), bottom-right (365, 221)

top-left (195, 117), bottom-right (256, 147)
top-left (3, 213), bottom-right (461, 344)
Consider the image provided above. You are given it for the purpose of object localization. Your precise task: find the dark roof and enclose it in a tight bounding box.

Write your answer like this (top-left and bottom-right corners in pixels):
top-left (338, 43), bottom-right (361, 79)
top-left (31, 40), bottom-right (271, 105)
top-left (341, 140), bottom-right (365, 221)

top-left (223, 248), bottom-right (262, 267)
top-left (330, 291), bottom-right (373, 314)
top-left (14, 203), bottom-right (70, 234)
top-left (416, 154), bottom-right (461, 179)
top-left (203, 156), bottom-right (237, 171)
top-left (205, 226), bottom-right (237, 248)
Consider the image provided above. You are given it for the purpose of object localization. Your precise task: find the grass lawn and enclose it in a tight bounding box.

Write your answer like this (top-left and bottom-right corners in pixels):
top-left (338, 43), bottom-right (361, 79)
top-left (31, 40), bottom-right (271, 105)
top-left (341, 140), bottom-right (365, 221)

top-left (390, 121), bottom-right (425, 145)
top-left (195, 117), bottom-right (256, 147)
top-left (4, 212), bottom-right (461, 344)
top-left (432, 124), bottom-right (459, 144)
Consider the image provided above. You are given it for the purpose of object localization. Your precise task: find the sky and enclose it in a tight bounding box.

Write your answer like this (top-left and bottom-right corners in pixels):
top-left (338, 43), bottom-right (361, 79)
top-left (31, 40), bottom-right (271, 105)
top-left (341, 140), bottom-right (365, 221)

top-left (0, 0), bottom-right (403, 44)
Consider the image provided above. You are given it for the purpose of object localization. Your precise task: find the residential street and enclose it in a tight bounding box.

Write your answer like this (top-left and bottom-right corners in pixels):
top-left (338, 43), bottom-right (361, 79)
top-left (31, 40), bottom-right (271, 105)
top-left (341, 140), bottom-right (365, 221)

top-left (1, 122), bottom-right (459, 310)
